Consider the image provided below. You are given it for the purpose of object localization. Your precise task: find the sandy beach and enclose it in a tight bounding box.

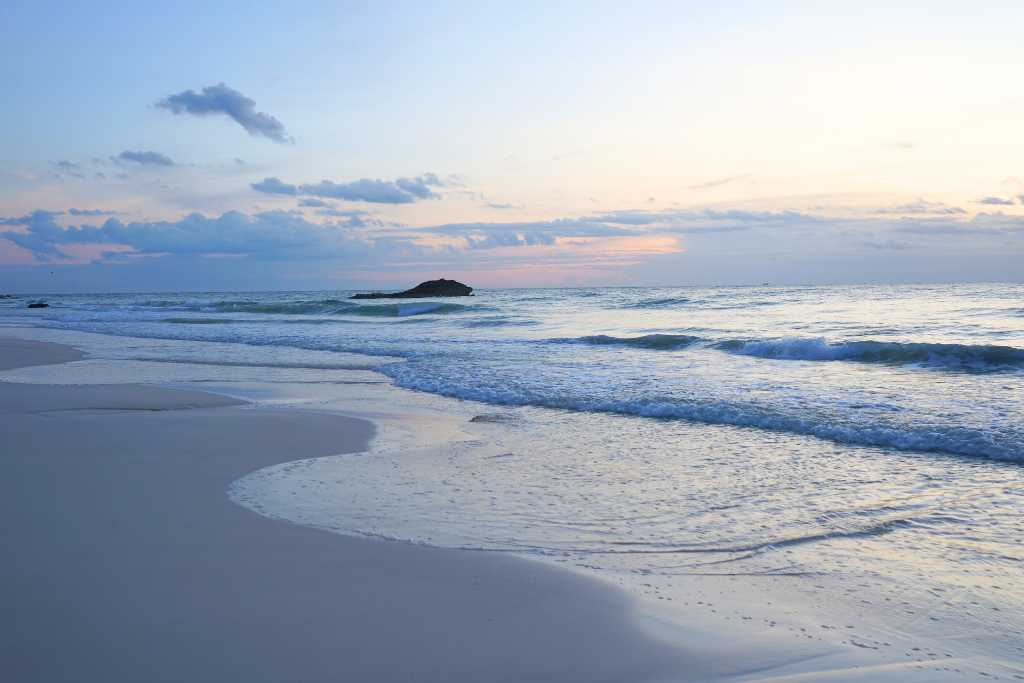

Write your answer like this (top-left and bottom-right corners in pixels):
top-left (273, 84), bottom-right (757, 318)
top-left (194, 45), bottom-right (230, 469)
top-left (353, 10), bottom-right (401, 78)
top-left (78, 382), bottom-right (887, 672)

top-left (0, 337), bottom-right (703, 683)
top-left (2, 333), bottom-right (1014, 682)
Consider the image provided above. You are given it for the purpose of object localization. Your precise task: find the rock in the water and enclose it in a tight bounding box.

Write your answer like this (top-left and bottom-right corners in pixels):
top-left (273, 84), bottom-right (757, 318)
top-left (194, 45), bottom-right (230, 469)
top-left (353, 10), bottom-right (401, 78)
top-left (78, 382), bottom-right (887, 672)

top-left (27, 302), bottom-right (49, 308)
top-left (351, 278), bottom-right (473, 299)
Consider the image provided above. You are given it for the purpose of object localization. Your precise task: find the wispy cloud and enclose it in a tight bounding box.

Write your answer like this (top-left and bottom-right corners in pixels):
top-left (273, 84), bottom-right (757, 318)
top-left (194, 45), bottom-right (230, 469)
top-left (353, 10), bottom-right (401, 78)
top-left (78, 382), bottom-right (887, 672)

top-left (68, 208), bottom-right (119, 216)
top-left (113, 150), bottom-right (175, 167)
top-left (582, 208), bottom-right (814, 229)
top-left (890, 212), bottom-right (1024, 237)
top-left (873, 199), bottom-right (966, 215)
top-left (423, 218), bottom-right (635, 241)
top-left (54, 160), bottom-right (84, 178)
top-left (252, 173), bottom-right (443, 204)
top-left (156, 83), bottom-right (292, 144)
top-left (688, 175), bottom-right (751, 190)
top-left (859, 238), bottom-right (913, 250)
top-left (419, 206), bottom-right (1024, 250)
top-left (976, 196), bottom-right (1015, 206)
top-left (417, 215), bottom-right (662, 250)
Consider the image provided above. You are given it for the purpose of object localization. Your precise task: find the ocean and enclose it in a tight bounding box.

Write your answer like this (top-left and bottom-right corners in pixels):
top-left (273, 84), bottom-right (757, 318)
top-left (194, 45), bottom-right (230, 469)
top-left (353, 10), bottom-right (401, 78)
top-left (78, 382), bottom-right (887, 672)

top-left (3, 283), bottom-right (1022, 669)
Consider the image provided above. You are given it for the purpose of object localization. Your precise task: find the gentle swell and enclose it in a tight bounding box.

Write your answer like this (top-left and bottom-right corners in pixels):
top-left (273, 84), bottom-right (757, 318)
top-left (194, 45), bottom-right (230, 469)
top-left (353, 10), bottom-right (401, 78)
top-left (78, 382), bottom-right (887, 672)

top-left (568, 334), bottom-right (702, 350)
top-left (353, 302), bottom-right (478, 317)
top-left (162, 317), bottom-right (238, 325)
top-left (717, 337), bottom-right (1024, 371)
top-left (619, 296), bottom-right (783, 309)
top-left (208, 299), bottom-right (353, 314)
top-left (621, 297), bottom-right (692, 309)
top-left (459, 316), bottom-right (539, 328)
top-left (157, 299), bottom-right (485, 317)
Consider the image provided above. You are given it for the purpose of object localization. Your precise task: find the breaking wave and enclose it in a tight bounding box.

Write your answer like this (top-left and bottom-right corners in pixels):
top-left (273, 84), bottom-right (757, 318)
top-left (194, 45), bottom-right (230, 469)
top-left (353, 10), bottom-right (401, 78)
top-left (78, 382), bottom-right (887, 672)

top-left (561, 334), bottom-right (1024, 371)
top-left (378, 362), bottom-right (1022, 462)
top-left (718, 337), bottom-right (1024, 371)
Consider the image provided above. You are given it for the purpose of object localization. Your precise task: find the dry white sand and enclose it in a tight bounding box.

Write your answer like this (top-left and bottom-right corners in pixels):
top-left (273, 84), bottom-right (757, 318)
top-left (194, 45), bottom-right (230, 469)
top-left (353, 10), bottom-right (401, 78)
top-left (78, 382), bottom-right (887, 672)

top-left (0, 337), bottom-right (84, 371)
top-left (0, 338), bottom-right (706, 683)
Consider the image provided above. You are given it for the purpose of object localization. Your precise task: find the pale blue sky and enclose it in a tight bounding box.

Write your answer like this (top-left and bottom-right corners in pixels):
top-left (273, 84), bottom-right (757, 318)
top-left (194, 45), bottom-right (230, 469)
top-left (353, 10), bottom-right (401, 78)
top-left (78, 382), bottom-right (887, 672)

top-left (2, 1), bottom-right (1024, 291)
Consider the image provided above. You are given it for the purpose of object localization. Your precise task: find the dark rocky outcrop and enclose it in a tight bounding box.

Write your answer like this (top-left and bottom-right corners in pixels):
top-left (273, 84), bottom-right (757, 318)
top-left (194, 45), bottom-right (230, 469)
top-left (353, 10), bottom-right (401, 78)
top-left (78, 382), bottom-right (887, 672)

top-left (27, 302), bottom-right (49, 309)
top-left (0, 294), bottom-right (14, 299)
top-left (351, 279), bottom-right (473, 299)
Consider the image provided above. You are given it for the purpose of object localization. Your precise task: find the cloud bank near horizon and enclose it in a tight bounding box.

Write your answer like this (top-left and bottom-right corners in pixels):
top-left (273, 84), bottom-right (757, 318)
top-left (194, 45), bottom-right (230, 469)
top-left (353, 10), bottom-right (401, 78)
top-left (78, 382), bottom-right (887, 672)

top-left (3, 202), bottom-right (1024, 290)
top-left (4, 204), bottom-right (1022, 261)
top-left (0, 209), bottom-right (397, 262)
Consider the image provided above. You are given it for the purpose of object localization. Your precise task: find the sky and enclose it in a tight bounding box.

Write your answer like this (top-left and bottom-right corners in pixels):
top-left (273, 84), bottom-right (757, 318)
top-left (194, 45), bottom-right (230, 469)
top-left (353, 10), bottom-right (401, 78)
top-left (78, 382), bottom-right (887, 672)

top-left (2, 0), bottom-right (1024, 292)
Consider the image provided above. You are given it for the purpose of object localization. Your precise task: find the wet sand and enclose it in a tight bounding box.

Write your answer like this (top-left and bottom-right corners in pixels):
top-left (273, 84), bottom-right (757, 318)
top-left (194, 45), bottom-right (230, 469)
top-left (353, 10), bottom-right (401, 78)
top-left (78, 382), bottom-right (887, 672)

top-left (0, 338), bottom-right (701, 683)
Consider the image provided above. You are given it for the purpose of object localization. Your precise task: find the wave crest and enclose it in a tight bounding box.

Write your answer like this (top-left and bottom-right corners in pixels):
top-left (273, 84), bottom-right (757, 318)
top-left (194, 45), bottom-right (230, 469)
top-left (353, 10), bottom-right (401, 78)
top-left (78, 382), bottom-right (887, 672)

top-left (571, 334), bottom-right (701, 350)
top-left (557, 334), bottom-right (1024, 372)
top-left (719, 337), bottom-right (1024, 371)
top-left (380, 362), bottom-right (1022, 462)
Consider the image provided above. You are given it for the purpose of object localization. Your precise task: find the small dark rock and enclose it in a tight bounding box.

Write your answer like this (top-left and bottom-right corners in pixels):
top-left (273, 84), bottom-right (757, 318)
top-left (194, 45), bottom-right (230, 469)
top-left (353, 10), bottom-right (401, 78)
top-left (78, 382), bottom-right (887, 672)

top-left (27, 302), bottom-right (49, 308)
top-left (351, 278), bottom-right (473, 300)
